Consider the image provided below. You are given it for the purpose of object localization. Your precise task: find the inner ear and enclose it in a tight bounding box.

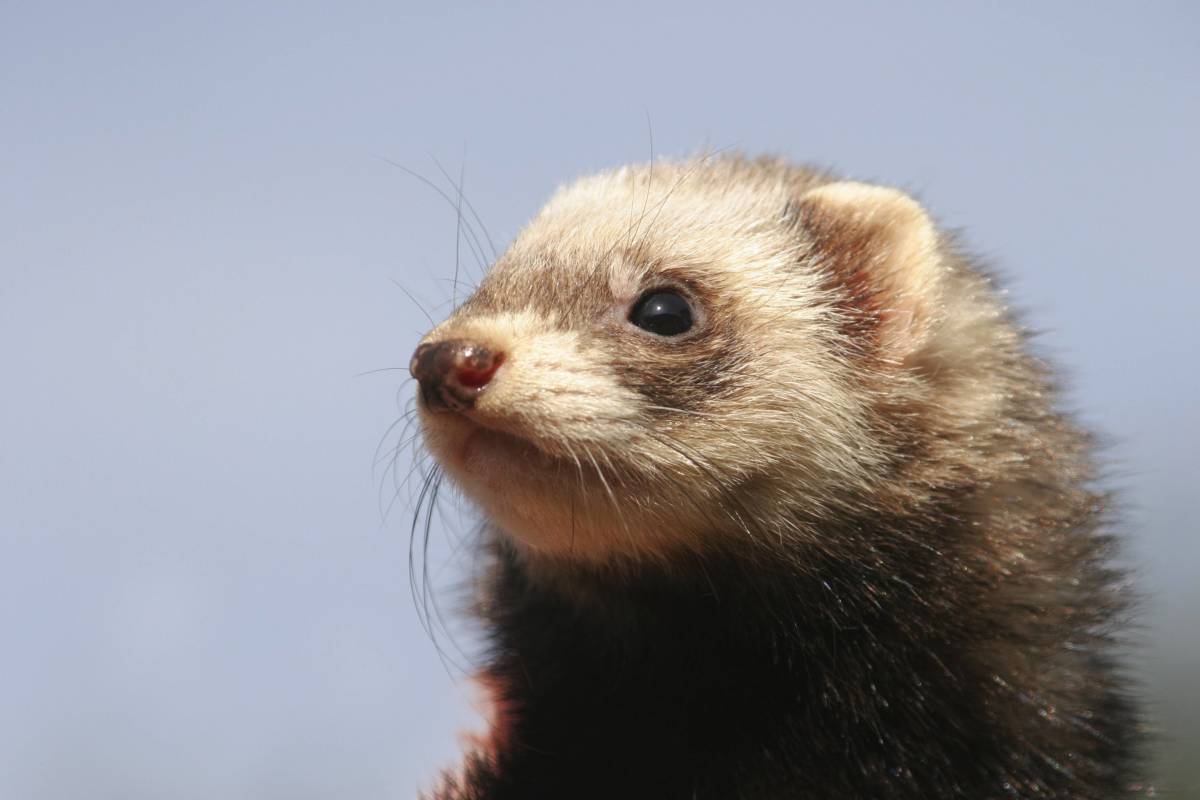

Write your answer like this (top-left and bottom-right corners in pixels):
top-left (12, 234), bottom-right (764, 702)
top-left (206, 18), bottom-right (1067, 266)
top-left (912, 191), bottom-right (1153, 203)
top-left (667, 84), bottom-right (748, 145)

top-left (793, 182), bottom-right (944, 360)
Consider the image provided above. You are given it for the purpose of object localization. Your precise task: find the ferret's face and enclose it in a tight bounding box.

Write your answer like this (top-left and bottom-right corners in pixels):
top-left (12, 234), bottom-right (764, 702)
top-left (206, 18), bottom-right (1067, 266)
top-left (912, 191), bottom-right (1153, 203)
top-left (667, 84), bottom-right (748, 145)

top-left (411, 159), bottom-right (968, 564)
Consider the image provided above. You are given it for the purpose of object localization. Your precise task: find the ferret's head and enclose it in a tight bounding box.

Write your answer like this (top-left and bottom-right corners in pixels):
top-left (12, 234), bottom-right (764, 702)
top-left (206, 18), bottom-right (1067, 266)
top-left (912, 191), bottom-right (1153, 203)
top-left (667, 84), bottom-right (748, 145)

top-left (412, 157), bottom-right (1012, 566)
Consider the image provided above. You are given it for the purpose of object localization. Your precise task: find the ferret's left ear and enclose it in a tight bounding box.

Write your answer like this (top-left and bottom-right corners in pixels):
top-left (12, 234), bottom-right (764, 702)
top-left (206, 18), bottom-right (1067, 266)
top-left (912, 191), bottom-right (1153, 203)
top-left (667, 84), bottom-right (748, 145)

top-left (791, 182), bottom-right (944, 360)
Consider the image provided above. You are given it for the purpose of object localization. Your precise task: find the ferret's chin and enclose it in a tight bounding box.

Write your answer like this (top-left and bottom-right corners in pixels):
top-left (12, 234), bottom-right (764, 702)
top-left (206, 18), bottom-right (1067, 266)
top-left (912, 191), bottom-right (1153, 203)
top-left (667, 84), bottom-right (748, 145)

top-left (450, 467), bottom-right (583, 557)
top-left (422, 415), bottom-right (699, 562)
top-left (429, 430), bottom-right (612, 558)
top-left (422, 417), bottom-right (565, 528)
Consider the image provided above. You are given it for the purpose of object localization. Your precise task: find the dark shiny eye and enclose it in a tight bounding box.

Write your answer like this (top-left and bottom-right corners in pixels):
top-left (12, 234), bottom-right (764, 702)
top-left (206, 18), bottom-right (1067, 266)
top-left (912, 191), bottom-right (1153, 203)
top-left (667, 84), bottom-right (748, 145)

top-left (629, 290), bottom-right (694, 336)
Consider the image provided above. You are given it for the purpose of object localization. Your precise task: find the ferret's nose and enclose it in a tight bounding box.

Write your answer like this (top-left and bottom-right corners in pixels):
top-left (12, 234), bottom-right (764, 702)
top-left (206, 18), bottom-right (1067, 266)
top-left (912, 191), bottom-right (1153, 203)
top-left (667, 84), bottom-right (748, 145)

top-left (410, 339), bottom-right (505, 412)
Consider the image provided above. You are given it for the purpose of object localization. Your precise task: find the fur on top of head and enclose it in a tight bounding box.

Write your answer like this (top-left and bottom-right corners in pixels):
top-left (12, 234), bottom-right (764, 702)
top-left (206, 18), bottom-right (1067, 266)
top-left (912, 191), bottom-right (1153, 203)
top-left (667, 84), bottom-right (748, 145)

top-left (414, 155), bottom-right (1039, 567)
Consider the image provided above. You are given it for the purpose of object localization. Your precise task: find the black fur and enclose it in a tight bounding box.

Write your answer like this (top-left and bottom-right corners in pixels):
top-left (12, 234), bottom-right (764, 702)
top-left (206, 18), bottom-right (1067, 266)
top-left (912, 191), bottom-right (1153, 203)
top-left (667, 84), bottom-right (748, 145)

top-left (430, 502), bottom-right (1140, 799)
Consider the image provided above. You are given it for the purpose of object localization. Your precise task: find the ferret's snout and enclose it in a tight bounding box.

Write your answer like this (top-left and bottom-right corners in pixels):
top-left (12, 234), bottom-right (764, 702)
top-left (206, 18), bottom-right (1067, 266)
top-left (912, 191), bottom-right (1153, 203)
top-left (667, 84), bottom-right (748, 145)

top-left (410, 339), bottom-right (505, 412)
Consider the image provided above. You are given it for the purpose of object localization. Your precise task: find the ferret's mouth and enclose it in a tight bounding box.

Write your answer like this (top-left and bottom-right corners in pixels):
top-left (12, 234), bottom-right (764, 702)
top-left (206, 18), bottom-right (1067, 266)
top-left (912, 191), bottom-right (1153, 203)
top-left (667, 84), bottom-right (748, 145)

top-left (460, 425), bottom-right (553, 471)
top-left (423, 410), bottom-right (570, 483)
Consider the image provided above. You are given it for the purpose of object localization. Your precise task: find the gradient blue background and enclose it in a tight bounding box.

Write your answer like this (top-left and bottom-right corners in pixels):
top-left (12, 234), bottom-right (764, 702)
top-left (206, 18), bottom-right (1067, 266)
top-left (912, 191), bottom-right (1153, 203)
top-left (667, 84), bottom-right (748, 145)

top-left (3, 3), bottom-right (1196, 797)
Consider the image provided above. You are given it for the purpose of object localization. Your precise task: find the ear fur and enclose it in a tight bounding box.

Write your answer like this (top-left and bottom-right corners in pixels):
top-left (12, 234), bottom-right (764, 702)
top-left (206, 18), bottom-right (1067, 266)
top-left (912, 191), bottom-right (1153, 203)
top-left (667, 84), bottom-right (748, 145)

top-left (794, 182), bottom-right (944, 359)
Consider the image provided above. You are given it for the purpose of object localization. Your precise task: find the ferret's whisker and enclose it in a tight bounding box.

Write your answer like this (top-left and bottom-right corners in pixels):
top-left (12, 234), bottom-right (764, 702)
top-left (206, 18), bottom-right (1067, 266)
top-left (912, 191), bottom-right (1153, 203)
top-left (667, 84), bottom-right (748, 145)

top-left (390, 279), bottom-right (438, 328)
top-left (377, 155), bottom-right (492, 276)
top-left (431, 153), bottom-right (500, 263)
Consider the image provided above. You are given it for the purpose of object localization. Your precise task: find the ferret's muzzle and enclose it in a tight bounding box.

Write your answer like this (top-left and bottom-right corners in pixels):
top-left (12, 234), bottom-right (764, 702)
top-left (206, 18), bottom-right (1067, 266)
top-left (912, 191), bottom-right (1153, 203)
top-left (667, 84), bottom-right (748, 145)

top-left (410, 339), bottom-right (504, 412)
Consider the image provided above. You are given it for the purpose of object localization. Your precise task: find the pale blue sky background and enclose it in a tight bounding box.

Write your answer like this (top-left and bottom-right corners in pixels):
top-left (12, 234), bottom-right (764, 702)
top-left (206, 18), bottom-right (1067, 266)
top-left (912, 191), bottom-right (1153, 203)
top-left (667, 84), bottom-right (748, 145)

top-left (2, 3), bottom-right (1197, 797)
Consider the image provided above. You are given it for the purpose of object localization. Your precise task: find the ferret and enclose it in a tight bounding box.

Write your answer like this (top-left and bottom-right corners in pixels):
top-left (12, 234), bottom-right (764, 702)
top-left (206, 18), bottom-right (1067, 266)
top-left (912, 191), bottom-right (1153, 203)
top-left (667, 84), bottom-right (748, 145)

top-left (407, 156), bottom-right (1141, 798)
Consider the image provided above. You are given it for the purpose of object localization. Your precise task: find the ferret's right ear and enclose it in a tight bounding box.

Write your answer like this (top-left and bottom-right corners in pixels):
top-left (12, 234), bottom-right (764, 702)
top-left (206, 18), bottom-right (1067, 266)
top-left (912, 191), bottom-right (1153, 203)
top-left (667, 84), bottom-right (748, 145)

top-left (791, 182), bottom-right (945, 360)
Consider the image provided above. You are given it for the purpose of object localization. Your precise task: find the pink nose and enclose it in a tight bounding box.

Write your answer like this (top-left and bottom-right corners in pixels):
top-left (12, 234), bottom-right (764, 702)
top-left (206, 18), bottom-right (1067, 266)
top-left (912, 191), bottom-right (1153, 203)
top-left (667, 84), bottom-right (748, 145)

top-left (410, 339), bottom-right (504, 411)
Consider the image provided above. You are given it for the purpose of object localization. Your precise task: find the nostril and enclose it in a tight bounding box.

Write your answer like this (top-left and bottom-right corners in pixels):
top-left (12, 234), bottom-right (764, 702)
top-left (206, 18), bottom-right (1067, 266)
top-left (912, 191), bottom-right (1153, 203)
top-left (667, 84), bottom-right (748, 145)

top-left (455, 349), bottom-right (504, 389)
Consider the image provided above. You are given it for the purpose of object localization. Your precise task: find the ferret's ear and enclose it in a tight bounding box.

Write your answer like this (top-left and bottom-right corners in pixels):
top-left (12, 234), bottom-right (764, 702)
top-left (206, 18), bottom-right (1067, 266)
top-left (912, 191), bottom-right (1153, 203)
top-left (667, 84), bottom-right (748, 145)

top-left (791, 182), bottom-right (944, 360)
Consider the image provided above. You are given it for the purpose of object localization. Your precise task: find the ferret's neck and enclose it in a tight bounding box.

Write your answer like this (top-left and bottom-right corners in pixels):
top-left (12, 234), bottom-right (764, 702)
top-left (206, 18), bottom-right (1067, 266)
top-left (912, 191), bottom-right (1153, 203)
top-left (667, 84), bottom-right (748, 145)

top-left (436, 527), bottom-right (1134, 800)
top-left (454, 540), bottom-right (985, 799)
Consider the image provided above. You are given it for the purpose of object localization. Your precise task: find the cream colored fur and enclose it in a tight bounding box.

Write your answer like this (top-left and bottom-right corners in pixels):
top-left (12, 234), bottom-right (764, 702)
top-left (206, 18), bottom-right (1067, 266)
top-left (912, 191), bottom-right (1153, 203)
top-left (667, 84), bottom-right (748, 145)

top-left (416, 156), bottom-right (1016, 566)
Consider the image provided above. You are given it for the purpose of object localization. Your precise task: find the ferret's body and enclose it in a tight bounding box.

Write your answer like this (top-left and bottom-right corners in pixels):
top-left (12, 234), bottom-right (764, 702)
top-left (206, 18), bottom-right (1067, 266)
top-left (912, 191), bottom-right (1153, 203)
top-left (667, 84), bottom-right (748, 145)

top-left (410, 157), bottom-right (1139, 798)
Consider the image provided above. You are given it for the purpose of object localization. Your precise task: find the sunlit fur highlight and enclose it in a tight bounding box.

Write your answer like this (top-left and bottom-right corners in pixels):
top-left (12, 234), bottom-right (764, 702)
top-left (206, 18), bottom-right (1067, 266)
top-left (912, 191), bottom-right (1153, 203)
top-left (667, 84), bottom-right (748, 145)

top-left (413, 155), bottom-right (1141, 798)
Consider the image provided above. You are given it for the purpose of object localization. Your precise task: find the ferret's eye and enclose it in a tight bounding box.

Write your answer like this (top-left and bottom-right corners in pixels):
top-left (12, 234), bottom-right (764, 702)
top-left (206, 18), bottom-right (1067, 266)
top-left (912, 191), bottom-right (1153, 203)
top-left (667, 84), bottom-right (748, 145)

top-left (629, 291), bottom-right (694, 336)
